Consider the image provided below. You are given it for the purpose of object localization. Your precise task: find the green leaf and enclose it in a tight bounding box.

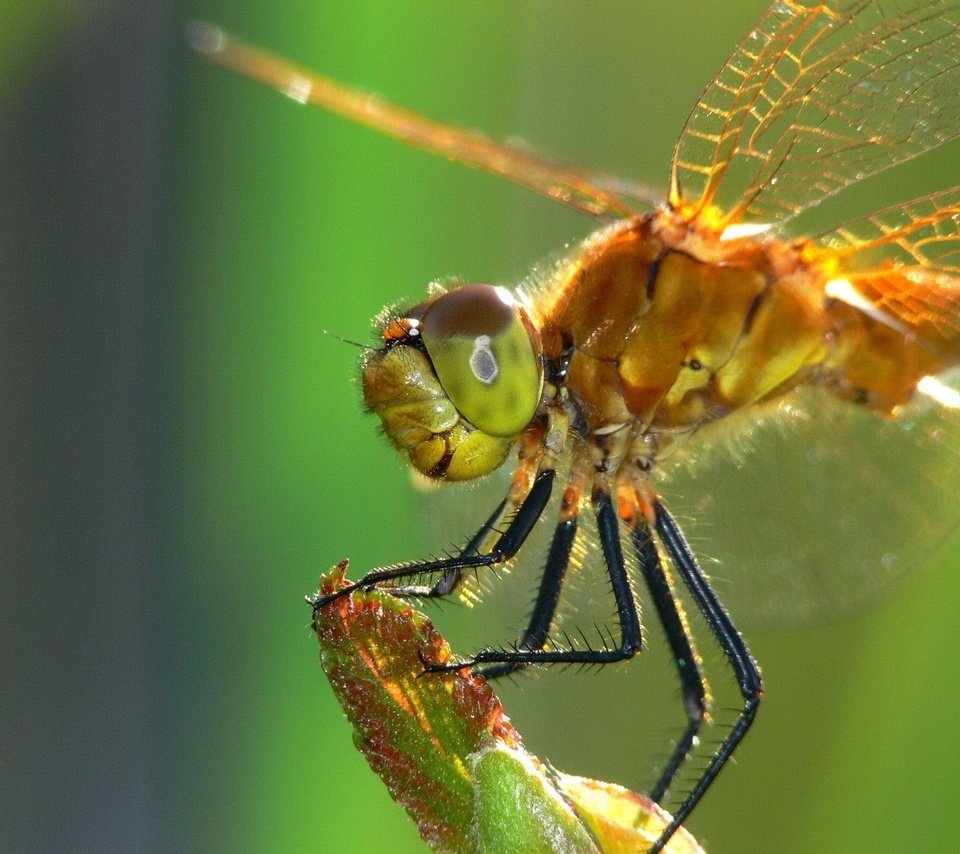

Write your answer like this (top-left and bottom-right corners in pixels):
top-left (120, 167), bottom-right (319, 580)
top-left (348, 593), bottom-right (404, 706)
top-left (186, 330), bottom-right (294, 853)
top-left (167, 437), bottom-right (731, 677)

top-left (471, 744), bottom-right (597, 854)
top-left (311, 562), bottom-right (704, 854)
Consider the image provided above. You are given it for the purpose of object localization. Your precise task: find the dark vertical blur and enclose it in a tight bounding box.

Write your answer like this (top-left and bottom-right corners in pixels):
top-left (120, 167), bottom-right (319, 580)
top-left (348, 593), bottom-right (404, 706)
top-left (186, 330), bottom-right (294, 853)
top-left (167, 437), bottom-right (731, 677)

top-left (0, 4), bottom-right (172, 850)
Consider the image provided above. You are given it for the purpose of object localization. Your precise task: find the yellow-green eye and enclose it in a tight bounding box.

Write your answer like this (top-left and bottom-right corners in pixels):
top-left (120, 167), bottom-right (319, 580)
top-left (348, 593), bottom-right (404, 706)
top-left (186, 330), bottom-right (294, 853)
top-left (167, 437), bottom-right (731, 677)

top-left (419, 284), bottom-right (543, 437)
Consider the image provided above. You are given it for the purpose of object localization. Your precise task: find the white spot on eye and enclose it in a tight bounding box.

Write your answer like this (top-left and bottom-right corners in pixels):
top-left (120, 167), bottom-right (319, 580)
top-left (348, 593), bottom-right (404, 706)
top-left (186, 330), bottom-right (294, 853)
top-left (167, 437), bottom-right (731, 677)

top-left (493, 286), bottom-right (516, 307)
top-left (469, 335), bottom-right (498, 384)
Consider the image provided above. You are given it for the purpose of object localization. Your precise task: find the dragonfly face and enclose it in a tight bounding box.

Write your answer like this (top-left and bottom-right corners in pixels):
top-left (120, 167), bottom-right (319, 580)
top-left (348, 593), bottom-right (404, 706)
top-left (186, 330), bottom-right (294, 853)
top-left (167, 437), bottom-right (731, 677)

top-left (362, 283), bottom-right (543, 481)
top-left (195, 2), bottom-right (960, 850)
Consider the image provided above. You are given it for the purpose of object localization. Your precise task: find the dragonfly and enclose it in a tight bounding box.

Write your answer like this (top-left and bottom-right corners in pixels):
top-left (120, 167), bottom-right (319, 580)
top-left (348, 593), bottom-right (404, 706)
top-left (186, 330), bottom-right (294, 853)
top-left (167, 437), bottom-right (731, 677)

top-left (193, 2), bottom-right (960, 850)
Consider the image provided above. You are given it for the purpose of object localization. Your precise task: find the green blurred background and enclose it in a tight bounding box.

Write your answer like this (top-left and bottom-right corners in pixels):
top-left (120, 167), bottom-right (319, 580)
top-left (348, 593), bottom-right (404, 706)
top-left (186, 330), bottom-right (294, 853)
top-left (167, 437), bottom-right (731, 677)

top-left (4, 1), bottom-right (960, 852)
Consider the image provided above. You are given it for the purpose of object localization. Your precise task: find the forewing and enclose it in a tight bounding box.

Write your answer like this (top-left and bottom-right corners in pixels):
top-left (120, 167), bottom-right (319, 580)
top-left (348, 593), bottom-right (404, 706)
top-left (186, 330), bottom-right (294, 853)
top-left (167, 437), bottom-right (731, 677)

top-left (191, 23), bottom-right (642, 220)
top-left (670, 0), bottom-right (960, 229)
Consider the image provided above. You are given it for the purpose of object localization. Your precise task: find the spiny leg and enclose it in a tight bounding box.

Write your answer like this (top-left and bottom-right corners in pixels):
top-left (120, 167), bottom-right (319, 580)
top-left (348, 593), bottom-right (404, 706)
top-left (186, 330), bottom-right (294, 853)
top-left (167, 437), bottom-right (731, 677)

top-left (428, 483), bottom-right (642, 672)
top-left (389, 496), bottom-right (507, 600)
top-left (647, 501), bottom-right (763, 854)
top-left (475, 500), bottom-right (579, 680)
top-left (629, 520), bottom-right (708, 804)
top-left (382, 436), bottom-right (546, 600)
top-left (311, 469), bottom-right (555, 612)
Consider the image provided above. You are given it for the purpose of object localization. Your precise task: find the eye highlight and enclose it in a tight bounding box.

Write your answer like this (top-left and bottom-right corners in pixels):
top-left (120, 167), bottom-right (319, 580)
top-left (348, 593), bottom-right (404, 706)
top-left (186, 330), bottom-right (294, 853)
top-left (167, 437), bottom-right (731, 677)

top-left (419, 284), bottom-right (543, 437)
top-left (469, 335), bottom-right (498, 384)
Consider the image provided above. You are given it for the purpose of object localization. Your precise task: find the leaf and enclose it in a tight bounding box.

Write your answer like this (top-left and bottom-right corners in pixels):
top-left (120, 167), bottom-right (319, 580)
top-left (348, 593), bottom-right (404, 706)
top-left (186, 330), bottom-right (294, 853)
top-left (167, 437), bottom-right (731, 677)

top-left (470, 743), bottom-right (597, 854)
top-left (311, 561), bottom-right (703, 854)
top-left (556, 775), bottom-right (703, 854)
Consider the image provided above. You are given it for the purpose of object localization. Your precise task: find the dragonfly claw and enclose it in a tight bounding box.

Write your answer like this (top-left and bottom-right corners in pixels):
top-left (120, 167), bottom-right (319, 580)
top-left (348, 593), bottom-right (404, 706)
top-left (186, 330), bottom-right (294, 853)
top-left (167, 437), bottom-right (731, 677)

top-left (416, 647), bottom-right (474, 676)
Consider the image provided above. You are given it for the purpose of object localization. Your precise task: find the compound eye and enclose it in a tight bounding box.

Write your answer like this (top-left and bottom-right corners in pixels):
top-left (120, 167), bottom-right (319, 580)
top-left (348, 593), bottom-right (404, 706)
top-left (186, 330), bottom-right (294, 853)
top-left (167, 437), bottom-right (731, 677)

top-left (419, 284), bottom-right (543, 437)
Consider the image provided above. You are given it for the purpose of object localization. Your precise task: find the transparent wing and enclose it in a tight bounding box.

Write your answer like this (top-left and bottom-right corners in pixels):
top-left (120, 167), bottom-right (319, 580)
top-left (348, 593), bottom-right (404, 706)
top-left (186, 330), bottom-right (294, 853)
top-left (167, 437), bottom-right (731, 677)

top-left (669, 0), bottom-right (960, 229)
top-left (190, 22), bottom-right (644, 220)
top-left (814, 186), bottom-right (960, 352)
top-left (652, 368), bottom-right (960, 627)
top-left (822, 185), bottom-right (960, 278)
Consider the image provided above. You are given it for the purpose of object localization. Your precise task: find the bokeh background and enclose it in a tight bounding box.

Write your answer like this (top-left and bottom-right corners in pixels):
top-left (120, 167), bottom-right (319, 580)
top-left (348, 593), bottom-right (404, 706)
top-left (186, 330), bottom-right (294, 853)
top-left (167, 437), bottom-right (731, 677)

top-left (4, 1), bottom-right (960, 852)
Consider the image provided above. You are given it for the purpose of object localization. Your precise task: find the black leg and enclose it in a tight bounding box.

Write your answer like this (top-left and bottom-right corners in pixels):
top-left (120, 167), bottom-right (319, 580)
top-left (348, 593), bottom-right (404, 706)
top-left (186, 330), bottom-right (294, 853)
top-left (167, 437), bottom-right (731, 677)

top-left (475, 512), bottom-right (578, 680)
top-left (594, 487), bottom-right (643, 658)
top-left (630, 520), bottom-right (708, 804)
top-left (648, 501), bottom-right (763, 854)
top-left (390, 496), bottom-right (507, 600)
top-left (312, 470), bottom-right (555, 611)
top-left (428, 485), bottom-right (642, 671)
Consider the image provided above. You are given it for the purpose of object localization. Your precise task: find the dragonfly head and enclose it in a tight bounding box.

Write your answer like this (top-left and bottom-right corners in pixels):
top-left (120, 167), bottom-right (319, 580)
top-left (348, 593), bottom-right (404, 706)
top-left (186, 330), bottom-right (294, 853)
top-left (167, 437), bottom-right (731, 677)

top-left (362, 283), bottom-right (544, 481)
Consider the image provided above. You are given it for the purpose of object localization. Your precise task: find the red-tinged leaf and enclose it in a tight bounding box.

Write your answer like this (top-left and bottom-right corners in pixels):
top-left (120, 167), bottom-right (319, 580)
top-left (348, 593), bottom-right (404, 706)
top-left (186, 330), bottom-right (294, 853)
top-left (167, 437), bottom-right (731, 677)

top-left (311, 561), bottom-right (703, 854)
top-left (312, 561), bottom-right (522, 851)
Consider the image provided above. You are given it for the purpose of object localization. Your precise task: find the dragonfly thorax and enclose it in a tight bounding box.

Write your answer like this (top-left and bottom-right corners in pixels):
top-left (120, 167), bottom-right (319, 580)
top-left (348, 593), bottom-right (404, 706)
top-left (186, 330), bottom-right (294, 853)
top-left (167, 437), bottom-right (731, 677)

top-left (538, 210), bottom-right (956, 456)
